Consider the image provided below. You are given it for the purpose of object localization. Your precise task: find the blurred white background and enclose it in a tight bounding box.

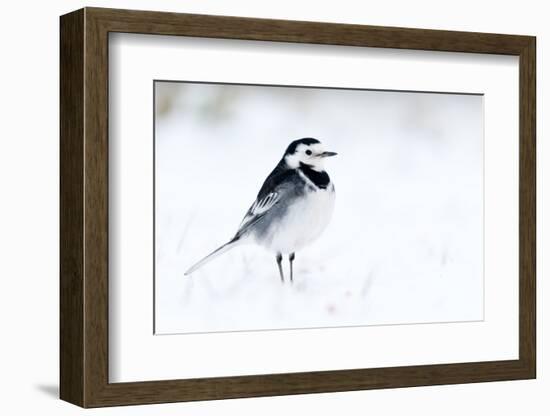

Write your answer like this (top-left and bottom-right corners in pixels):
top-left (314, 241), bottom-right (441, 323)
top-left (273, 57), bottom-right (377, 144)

top-left (155, 82), bottom-right (483, 334)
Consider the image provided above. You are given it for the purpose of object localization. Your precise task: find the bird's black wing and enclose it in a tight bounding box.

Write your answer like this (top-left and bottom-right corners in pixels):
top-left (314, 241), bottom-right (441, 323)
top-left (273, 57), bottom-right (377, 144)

top-left (255, 158), bottom-right (295, 200)
top-left (236, 160), bottom-right (298, 235)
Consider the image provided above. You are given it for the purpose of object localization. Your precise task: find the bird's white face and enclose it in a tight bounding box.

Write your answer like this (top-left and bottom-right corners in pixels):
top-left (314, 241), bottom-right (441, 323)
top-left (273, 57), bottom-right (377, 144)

top-left (285, 142), bottom-right (337, 171)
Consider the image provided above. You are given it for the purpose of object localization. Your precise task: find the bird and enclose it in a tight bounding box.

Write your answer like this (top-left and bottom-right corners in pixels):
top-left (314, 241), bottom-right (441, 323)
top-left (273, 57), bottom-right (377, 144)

top-left (184, 137), bottom-right (337, 283)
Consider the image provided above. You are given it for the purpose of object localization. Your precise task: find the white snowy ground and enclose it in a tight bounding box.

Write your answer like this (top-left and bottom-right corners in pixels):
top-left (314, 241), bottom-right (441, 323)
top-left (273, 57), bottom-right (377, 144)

top-left (154, 82), bottom-right (484, 334)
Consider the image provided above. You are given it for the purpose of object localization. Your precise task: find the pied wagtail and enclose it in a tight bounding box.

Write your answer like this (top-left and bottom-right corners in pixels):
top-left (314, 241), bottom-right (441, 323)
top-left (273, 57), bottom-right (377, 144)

top-left (185, 138), bottom-right (337, 283)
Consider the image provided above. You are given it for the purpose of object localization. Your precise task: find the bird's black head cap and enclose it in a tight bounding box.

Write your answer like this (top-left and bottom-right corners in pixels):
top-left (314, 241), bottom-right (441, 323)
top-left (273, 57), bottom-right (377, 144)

top-left (284, 138), bottom-right (320, 155)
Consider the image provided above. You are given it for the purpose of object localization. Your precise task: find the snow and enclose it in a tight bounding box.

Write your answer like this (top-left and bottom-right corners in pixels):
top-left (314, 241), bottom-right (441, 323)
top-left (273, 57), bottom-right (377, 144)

top-left (154, 82), bottom-right (484, 334)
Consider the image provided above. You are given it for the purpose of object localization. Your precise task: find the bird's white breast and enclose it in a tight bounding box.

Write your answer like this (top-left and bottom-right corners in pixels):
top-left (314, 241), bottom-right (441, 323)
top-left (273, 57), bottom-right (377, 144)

top-left (263, 184), bottom-right (335, 254)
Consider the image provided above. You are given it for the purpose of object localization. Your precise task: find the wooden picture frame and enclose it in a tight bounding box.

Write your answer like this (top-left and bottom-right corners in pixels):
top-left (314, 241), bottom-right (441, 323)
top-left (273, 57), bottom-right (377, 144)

top-left (60, 7), bottom-right (536, 408)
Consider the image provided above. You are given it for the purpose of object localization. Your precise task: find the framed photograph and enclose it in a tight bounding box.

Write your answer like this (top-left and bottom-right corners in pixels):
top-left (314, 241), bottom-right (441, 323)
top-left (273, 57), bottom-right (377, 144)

top-left (60, 7), bottom-right (536, 407)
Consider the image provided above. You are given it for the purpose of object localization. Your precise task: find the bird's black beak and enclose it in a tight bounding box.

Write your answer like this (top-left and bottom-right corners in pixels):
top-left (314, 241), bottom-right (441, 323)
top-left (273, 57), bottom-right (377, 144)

top-left (319, 151), bottom-right (338, 158)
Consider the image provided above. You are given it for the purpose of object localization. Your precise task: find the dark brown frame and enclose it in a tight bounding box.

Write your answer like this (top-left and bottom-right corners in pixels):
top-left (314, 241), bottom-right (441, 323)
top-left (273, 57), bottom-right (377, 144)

top-left (60, 7), bottom-right (536, 408)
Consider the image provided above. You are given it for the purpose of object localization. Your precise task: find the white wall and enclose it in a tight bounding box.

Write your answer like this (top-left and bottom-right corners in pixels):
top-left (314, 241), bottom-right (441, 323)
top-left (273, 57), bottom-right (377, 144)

top-left (0, 0), bottom-right (545, 414)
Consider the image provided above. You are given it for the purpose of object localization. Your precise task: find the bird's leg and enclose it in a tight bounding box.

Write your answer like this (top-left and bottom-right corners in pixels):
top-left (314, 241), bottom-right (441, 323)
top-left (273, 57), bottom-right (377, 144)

top-left (276, 253), bottom-right (284, 283)
top-left (289, 252), bottom-right (295, 283)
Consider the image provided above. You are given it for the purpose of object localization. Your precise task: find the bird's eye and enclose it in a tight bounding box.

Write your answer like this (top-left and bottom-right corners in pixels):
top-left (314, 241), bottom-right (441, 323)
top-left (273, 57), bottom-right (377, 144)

top-left (305, 150), bottom-right (312, 156)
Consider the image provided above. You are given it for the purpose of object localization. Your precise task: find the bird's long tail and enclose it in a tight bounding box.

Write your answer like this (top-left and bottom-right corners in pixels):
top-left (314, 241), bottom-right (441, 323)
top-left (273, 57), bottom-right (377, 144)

top-left (184, 237), bottom-right (241, 276)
